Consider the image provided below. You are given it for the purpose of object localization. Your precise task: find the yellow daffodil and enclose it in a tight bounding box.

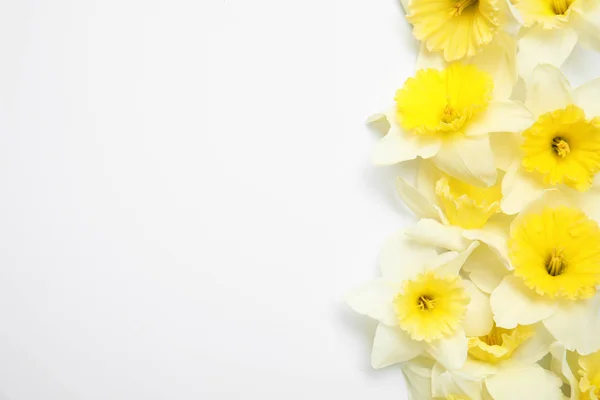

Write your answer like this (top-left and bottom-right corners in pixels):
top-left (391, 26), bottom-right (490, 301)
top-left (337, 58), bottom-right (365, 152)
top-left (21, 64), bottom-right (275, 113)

top-left (402, 0), bottom-right (514, 62)
top-left (372, 64), bottom-right (533, 187)
top-left (395, 160), bottom-right (512, 275)
top-left (512, 0), bottom-right (600, 77)
top-left (491, 192), bottom-right (600, 355)
top-left (501, 64), bottom-right (600, 216)
top-left (345, 232), bottom-right (484, 370)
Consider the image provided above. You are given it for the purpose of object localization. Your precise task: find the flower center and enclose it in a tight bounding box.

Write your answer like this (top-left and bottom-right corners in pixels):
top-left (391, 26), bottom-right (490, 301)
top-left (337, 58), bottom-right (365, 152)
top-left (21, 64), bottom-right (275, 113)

top-left (552, 0), bottom-right (571, 15)
top-left (552, 136), bottom-right (570, 158)
top-left (509, 207), bottom-right (600, 300)
top-left (520, 105), bottom-right (600, 192)
top-left (417, 295), bottom-right (436, 311)
top-left (546, 248), bottom-right (567, 276)
top-left (451, 0), bottom-right (478, 16)
top-left (441, 105), bottom-right (461, 124)
top-left (393, 272), bottom-right (469, 342)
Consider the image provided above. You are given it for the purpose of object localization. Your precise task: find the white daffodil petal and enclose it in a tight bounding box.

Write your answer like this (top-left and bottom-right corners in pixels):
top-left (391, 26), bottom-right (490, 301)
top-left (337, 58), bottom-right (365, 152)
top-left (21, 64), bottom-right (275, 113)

top-left (517, 25), bottom-right (578, 82)
top-left (429, 241), bottom-right (479, 277)
top-left (525, 64), bottom-right (574, 118)
top-left (366, 113), bottom-right (391, 135)
top-left (373, 124), bottom-right (441, 165)
top-left (543, 295), bottom-right (600, 356)
top-left (402, 357), bottom-right (435, 400)
top-left (549, 342), bottom-right (580, 399)
top-left (432, 135), bottom-right (497, 187)
top-left (371, 323), bottom-right (423, 369)
top-left (510, 323), bottom-right (554, 365)
top-left (426, 328), bottom-right (468, 371)
top-left (490, 276), bottom-right (556, 329)
top-left (571, 4), bottom-right (600, 51)
top-left (416, 159), bottom-right (443, 210)
top-left (484, 364), bottom-right (563, 400)
top-left (470, 31), bottom-right (517, 101)
top-left (573, 76), bottom-right (600, 118)
top-left (567, 186), bottom-right (600, 224)
top-left (463, 244), bottom-right (510, 294)
top-left (405, 219), bottom-right (470, 252)
top-left (464, 101), bottom-right (533, 137)
top-left (501, 163), bottom-right (546, 215)
top-left (463, 280), bottom-right (494, 337)
top-left (395, 177), bottom-right (441, 221)
top-left (489, 132), bottom-right (521, 171)
top-left (416, 43), bottom-right (446, 71)
top-left (345, 279), bottom-right (400, 326)
top-left (379, 230), bottom-right (438, 282)
top-left (432, 363), bottom-right (484, 400)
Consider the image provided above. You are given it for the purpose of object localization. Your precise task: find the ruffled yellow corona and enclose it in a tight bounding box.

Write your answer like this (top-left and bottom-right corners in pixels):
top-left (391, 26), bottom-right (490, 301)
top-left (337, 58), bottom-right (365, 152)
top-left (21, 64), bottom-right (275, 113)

top-left (509, 207), bottom-right (600, 300)
top-left (393, 272), bottom-right (469, 342)
top-left (395, 64), bottom-right (493, 136)
top-left (435, 174), bottom-right (502, 229)
top-left (407, 0), bottom-right (504, 60)
top-left (468, 325), bottom-right (534, 363)
top-left (521, 105), bottom-right (600, 191)
top-left (579, 350), bottom-right (600, 399)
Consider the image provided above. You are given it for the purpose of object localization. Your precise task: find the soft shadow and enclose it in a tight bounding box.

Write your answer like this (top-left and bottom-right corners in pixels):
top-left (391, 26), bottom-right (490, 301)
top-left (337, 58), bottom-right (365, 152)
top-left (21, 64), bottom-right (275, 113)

top-left (362, 158), bottom-right (419, 216)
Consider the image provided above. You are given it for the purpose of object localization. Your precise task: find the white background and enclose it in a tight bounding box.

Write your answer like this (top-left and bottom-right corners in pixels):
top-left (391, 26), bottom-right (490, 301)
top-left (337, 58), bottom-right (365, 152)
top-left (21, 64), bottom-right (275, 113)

top-left (0, 1), bottom-right (599, 399)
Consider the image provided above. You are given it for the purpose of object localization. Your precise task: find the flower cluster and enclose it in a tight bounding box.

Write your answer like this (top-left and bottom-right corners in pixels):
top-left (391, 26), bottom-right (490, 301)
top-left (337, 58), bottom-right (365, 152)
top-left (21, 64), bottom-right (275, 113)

top-left (346, 1), bottom-right (600, 399)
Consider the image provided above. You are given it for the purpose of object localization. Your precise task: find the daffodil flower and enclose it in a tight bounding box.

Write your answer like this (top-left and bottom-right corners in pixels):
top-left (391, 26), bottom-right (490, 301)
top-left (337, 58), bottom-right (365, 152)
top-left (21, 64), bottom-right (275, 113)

top-left (402, 328), bottom-right (562, 400)
top-left (399, 0), bottom-right (515, 62)
top-left (490, 192), bottom-right (600, 355)
top-left (373, 63), bottom-right (532, 187)
top-left (395, 160), bottom-right (512, 270)
top-left (512, 0), bottom-right (600, 77)
top-left (551, 342), bottom-right (600, 399)
top-left (345, 232), bottom-right (486, 370)
top-left (501, 64), bottom-right (600, 216)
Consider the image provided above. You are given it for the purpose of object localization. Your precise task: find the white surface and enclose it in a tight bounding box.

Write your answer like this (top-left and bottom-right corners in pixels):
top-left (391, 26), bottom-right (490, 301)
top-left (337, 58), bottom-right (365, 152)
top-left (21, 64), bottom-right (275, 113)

top-left (1, 1), bottom-right (599, 399)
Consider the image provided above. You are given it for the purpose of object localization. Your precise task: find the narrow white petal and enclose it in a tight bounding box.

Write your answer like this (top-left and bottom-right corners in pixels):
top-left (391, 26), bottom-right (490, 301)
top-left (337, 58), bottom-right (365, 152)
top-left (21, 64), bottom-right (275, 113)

top-left (490, 276), bottom-right (556, 329)
top-left (484, 364), bottom-right (563, 400)
top-left (549, 342), bottom-right (580, 399)
top-left (517, 25), bottom-right (577, 82)
top-left (416, 159), bottom-right (443, 211)
top-left (525, 64), bottom-right (574, 118)
top-left (428, 241), bottom-right (479, 276)
top-left (426, 328), bottom-right (468, 371)
top-left (405, 219), bottom-right (470, 252)
top-left (379, 230), bottom-right (437, 282)
top-left (371, 323), bottom-right (423, 369)
top-left (543, 295), bottom-right (600, 355)
top-left (501, 163), bottom-right (546, 215)
top-left (432, 135), bottom-right (497, 187)
top-left (464, 101), bottom-right (533, 137)
top-left (395, 177), bottom-right (442, 221)
top-left (402, 357), bottom-right (435, 400)
top-left (373, 124), bottom-right (441, 165)
top-left (573, 76), bottom-right (600, 117)
top-left (345, 279), bottom-right (401, 326)
top-left (463, 280), bottom-right (494, 337)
